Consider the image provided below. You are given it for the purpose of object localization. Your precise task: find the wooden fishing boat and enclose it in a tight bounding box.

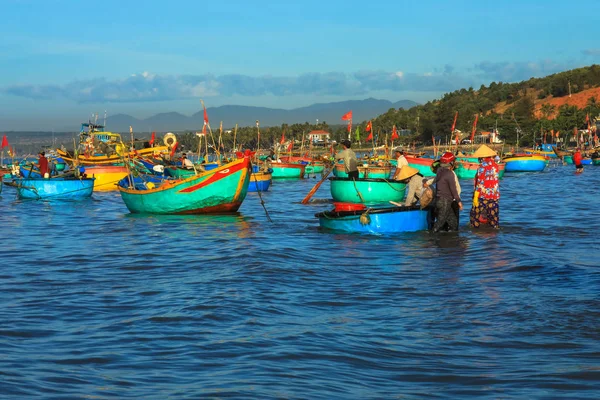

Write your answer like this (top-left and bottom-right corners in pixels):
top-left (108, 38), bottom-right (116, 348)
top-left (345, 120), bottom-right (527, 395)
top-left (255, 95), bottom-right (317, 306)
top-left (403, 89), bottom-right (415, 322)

top-left (333, 164), bottom-right (392, 179)
top-left (563, 155), bottom-right (574, 164)
top-left (13, 177), bottom-right (95, 200)
top-left (523, 144), bottom-right (558, 158)
top-left (304, 161), bottom-right (325, 175)
top-left (405, 155), bottom-right (435, 177)
top-left (455, 160), bottom-right (506, 180)
top-left (118, 157), bottom-right (251, 214)
top-left (83, 165), bottom-right (129, 191)
top-left (56, 121), bottom-right (170, 165)
top-left (316, 204), bottom-right (430, 234)
top-left (553, 147), bottom-right (572, 158)
top-left (329, 177), bottom-right (406, 205)
top-left (271, 163), bottom-right (306, 179)
top-left (592, 158), bottom-right (600, 166)
top-left (503, 154), bottom-right (547, 172)
top-left (248, 170), bottom-right (272, 192)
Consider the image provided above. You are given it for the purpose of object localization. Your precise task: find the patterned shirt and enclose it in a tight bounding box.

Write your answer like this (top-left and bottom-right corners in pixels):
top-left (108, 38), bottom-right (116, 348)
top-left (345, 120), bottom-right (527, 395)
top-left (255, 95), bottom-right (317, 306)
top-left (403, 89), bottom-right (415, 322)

top-left (475, 158), bottom-right (500, 200)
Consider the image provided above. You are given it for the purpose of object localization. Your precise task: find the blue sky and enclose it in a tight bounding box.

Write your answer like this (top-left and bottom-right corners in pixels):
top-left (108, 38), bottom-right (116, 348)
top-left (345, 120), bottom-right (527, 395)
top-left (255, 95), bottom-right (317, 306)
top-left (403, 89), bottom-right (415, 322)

top-left (1, 0), bottom-right (599, 130)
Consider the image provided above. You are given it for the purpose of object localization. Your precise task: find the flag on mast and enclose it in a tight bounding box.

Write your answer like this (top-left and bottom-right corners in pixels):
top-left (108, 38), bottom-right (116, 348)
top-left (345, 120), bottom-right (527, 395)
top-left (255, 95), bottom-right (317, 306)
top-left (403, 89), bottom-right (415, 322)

top-left (391, 125), bottom-right (399, 140)
top-left (341, 110), bottom-right (352, 121)
top-left (355, 127), bottom-right (360, 142)
top-left (1, 134), bottom-right (8, 148)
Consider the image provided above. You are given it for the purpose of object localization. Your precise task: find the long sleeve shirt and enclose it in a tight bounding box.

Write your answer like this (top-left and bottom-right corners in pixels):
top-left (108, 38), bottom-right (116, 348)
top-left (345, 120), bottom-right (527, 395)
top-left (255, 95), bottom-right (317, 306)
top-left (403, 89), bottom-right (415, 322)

top-left (335, 149), bottom-right (358, 173)
top-left (404, 174), bottom-right (423, 206)
top-left (434, 167), bottom-right (461, 202)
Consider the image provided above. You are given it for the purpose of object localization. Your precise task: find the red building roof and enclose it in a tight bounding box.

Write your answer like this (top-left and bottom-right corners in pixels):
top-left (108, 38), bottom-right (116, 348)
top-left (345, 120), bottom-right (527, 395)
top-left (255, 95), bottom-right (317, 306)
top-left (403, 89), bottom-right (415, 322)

top-left (308, 130), bottom-right (330, 136)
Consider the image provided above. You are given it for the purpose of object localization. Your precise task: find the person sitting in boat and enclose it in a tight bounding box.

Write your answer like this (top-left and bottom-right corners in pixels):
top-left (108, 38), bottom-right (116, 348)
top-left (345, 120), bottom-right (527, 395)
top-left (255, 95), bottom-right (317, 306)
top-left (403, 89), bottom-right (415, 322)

top-left (392, 148), bottom-right (408, 179)
top-left (335, 140), bottom-right (359, 180)
top-left (469, 145), bottom-right (500, 229)
top-left (574, 148), bottom-right (584, 174)
top-left (181, 153), bottom-right (194, 170)
top-left (431, 152), bottom-right (462, 232)
top-left (38, 151), bottom-right (49, 178)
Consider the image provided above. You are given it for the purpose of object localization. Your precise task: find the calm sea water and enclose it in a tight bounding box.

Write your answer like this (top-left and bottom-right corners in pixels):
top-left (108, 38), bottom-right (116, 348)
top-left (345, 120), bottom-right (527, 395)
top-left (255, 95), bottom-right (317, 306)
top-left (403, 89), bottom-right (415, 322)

top-left (1, 162), bottom-right (599, 399)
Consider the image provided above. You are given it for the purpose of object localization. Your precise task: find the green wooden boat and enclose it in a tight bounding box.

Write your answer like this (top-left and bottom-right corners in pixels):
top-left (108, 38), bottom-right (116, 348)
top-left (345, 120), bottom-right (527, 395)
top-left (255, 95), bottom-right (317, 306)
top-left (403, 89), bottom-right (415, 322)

top-left (305, 162), bottom-right (325, 174)
top-left (405, 155), bottom-right (435, 177)
top-left (118, 157), bottom-right (251, 214)
top-left (329, 177), bottom-right (406, 205)
top-left (592, 158), bottom-right (600, 166)
top-left (333, 164), bottom-right (392, 179)
top-left (454, 161), bottom-right (506, 180)
top-left (563, 155), bottom-right (574, 164)
top-left (271, 163), bottom-right (306, 179)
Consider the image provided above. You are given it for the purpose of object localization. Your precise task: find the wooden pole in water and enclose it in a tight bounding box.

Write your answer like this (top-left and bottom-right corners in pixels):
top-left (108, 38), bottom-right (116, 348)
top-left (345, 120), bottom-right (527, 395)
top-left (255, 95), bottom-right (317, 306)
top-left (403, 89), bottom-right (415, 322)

top-left (233, 124), bottom-right (238, 153)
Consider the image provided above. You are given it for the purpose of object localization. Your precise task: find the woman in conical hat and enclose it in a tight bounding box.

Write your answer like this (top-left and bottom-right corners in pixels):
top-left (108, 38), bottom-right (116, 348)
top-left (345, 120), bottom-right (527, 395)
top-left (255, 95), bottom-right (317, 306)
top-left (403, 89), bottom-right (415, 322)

top-left (396, 165), bottom-right (428, 207)
top-left (470, 144), bottom-right (500, 229)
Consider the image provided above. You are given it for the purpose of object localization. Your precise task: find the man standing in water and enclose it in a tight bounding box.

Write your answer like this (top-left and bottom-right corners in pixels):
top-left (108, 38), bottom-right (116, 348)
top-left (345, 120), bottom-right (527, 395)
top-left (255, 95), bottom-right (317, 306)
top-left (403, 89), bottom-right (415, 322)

top-left (432, 152), bottom-right (462, 232)
top-left (38, 151), bottom-right (49, 178)
top-left (335, 140), bottom-right (359, 180)
top-left (573, 148), bottom-right (584, 174)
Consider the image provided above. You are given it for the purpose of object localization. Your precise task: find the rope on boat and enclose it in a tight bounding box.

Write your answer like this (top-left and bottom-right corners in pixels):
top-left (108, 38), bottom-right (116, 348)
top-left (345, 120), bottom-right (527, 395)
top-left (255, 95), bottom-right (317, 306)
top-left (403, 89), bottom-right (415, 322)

top-left (382, 178), bottom-right (406, 192)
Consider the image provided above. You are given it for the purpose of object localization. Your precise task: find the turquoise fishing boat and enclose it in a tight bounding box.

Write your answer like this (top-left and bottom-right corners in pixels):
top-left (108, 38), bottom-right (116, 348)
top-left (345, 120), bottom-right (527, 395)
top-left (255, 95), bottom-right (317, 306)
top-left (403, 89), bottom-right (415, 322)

top-left (118, 157), bottom-right (251, 214)
top-left (405, 155), bottom-right (435, 177)
top-left (563, 155), bottom-right (574, 164)
top-left (271, 163), bottom-right (305, 179)
top-left (503, 155), bottom-right (547, 172)
top-left (304, 162), bottom-right (325, 175)
top-left (316, 204), bottom-right (430, 234)
top-left (455, 161), bottom-right (506, 180)
top-left (329, 177), bottom-right (406, 205)
top-left (333, 164), bottom-right (392, 179)
top-left (13, 177), bottom-right (95, 200)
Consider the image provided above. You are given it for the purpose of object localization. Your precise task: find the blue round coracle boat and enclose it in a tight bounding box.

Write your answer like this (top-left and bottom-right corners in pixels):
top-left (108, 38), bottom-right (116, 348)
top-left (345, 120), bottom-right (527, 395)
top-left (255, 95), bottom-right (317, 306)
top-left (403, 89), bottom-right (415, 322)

top-left (316, 205), bottom-right (430, 234)
top-left (503, 155), bottom-right (547, 172)
top-left (13, 177), bottom-right (95, 200)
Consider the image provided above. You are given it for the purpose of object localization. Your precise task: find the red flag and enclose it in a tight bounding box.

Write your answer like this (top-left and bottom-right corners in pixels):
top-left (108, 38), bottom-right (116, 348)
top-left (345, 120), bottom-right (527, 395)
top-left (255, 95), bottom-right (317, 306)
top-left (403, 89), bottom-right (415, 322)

top-left (280, 132), bottom-right (285, 145)
top-left (366, 121), bottom-right (372, 132)
top-left (470, 114), bottom-right (479, 142)
top-left (451, 111), bottom-right (458, 132)
top-left (170, 142), bottom-right (179, 157)
top-left (204, 106), bottom-right (209, 125)
top-left (149, 132), bottom-right (156, 146)
top-left (1, 134), bottom-right (8, 148)
top-left (341, 110), bottom-right (352, 121)
top-left (287, 141), bottom-right (293, 152)
top-left (365, 132), bottom-right (373, 142)
top-left (391, 125), bottom-right (399, 140)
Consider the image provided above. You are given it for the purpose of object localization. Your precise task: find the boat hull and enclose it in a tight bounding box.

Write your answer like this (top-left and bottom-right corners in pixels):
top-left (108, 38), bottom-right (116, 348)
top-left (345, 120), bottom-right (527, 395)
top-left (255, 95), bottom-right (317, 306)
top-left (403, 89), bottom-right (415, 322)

top-left (14, 178), bottom-right (94, 200)
top-left (118, 158), bottom-right (251, 214)
top-left (248, 171), bottom-right (272, 192)
top-left (563, 155), bottom-right (573, 164)
top-left (455, 161), bottom-right (506, 180)
top-left (317, 205), bottom-right (430, 234)
top-left (271, 163), bottom-right (306, 179)
top-left (56, 146), bottom-right (170, 165)
top-left (333, 164), bottom-right (392, 179)
top-left (503, 156), bottom-right (547, 172)
top-left (84, 165), bottom-right (129, 191)
top-left (405, 156), bottom-right (435, 177)
top-left (329, 177), bottom-right (406, 205)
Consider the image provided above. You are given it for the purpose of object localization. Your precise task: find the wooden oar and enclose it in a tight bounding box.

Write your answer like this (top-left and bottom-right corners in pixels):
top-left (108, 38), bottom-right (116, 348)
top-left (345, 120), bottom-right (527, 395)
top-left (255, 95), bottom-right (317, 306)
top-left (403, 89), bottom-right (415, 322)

top-left (301, 168), bottom-right (332, 204)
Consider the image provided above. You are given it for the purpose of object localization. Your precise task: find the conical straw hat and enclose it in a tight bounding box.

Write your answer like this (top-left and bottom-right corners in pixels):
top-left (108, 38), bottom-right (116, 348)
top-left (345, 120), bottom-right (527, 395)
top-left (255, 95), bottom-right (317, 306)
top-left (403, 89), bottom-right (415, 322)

top-left (396, 165), bottom-right (420, 180)
top-left (471, 144), bottom-right (497, 158)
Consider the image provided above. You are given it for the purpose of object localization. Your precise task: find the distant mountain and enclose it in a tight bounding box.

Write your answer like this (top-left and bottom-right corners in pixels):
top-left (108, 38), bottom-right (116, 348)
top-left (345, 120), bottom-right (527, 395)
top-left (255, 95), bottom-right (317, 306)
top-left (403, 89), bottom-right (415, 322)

top-left (101, 98), bottom-right (418, 132)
